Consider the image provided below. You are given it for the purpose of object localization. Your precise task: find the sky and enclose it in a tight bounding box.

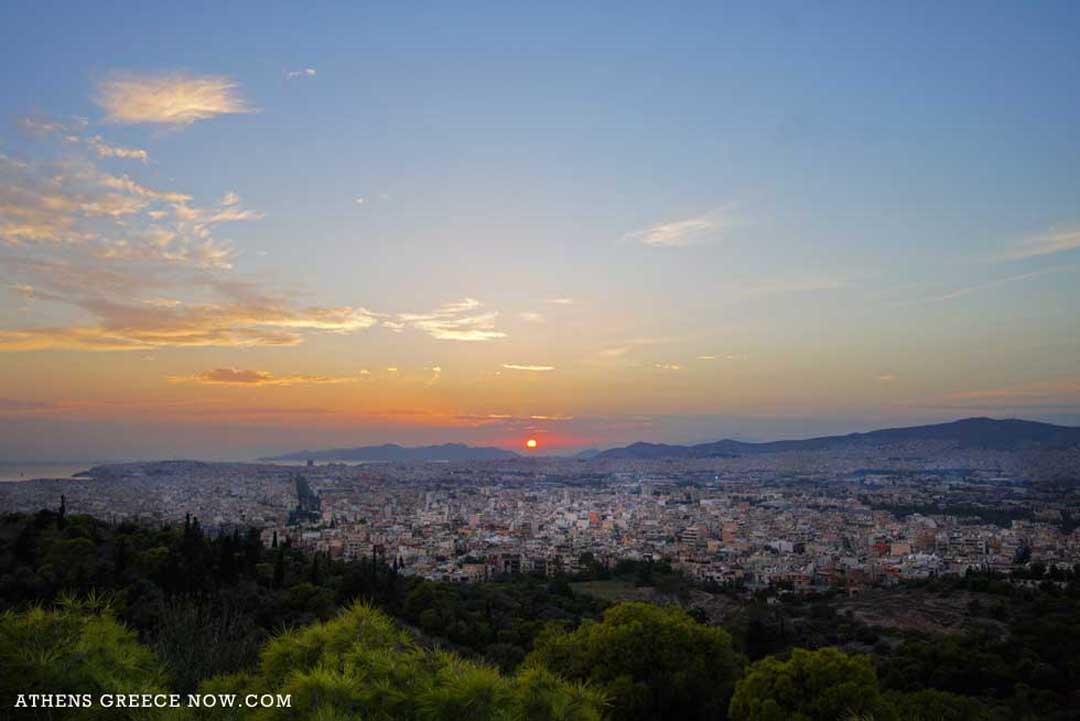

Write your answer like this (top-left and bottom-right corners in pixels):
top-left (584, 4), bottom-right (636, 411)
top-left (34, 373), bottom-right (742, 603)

top-left (1, 1), bottom-right (1079, 460)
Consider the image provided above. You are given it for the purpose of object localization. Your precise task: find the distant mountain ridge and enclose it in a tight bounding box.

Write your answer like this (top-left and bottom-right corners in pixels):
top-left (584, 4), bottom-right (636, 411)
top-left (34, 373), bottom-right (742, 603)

top-left (261, 443), bottom-right (519, 463)
top-left (592, 418), bottom-right (1080, 461)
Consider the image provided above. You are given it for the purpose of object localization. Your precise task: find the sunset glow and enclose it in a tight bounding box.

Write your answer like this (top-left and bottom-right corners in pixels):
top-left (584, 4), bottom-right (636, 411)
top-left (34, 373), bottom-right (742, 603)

top-left (526, 439), bottom-right (538, 450)
top-left (0, 4), bottom-right (1078, 462)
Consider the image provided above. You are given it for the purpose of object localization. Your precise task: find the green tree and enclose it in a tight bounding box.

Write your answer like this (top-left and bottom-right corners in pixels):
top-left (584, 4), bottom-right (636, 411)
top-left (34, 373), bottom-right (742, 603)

top-left (526, 601), bottom-right (743, 721)
top-left (0, 598), bottom-right (168, 720)
top-left (728, 647), bottom-right (883, 721)
top-left (176, 602), bottom-right (605, 721)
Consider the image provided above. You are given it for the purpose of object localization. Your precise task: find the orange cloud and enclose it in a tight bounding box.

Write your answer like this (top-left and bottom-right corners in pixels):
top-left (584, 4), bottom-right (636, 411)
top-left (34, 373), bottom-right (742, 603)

top-left (167, 368), bottom-right (359, 386)
top-left (0, 300), bottom-right (379, 351)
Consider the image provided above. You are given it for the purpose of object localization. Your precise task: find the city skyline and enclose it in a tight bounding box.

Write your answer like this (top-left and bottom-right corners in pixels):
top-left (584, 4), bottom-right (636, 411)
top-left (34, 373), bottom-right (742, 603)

top-left (2, 2), bottom-right (1080, 460)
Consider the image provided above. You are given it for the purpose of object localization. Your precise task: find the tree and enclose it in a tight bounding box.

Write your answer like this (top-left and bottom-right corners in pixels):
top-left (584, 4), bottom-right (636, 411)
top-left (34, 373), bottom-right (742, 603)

top-left (0, 598), bottom-right (168, 720)
top-left (526, 601), bottom-right (743, 721)
top-left (728, 647), bottom-right (883, 721)
top-left (179, 602), bottom-right (605, 721)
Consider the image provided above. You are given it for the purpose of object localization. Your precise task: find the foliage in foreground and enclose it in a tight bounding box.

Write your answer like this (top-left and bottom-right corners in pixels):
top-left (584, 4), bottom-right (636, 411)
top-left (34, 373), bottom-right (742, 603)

top-left (0, 601), bottom-right (606, 721)
top-left (526, 601), bottom-right (743, 721)
top-left (175, 601), bottom-right (607, 721)
top-left (0, 598), bottom-right (168, 720)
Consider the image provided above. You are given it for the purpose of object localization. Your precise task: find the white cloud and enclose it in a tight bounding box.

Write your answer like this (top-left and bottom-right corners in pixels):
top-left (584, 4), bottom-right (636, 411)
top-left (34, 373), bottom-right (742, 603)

top-left (623, 208), bottom-right (740, 248)
top-left (519, 311), bottom-right (544, 322)
top-left (84, 136), bottom-right (149, 163)
top-left (544, 297), bottom-right (574, 305)
top-left (999, 227), bottom-right (1080, 261)
top-left (97, 72), bottom-right (251, 126)
top-left (398, 298), bottom-right (507, 342)
top-left (502, 363), bottom-right (555, 372)
top-left (893, 266), bottom-right (1074, 306)
top-left (286, 68), bottom-right (317, 80)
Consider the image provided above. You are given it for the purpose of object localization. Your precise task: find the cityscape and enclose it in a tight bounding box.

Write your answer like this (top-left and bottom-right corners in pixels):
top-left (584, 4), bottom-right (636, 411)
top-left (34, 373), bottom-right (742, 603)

top-left (3, 425), bottom-right (1079, 595)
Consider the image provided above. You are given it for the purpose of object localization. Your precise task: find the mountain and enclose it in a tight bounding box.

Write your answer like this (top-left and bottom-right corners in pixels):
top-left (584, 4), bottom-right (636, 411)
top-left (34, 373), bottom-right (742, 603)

top-left (261, 443), bottom-right (520, 463)
top-left (593, 417), bottom-right (1080, 461)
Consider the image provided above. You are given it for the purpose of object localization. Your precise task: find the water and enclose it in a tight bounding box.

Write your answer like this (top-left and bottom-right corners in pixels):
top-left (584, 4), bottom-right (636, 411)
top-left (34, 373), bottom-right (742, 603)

top-left (0, 462), bottom-right (94, 483)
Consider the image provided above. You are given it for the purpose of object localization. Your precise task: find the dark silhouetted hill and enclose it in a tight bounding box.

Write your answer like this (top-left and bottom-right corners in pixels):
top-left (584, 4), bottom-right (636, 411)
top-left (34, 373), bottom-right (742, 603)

top-left (593, 418), bottom-right (1080, 460)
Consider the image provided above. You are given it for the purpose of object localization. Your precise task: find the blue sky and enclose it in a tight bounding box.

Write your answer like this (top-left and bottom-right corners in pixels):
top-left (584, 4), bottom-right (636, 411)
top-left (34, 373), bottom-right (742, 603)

top-left (0, 1), bottom-right (1078, 459)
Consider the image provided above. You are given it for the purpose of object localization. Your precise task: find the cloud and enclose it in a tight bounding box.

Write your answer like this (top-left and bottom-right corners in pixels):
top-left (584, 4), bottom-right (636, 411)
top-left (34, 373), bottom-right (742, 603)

top-left (167, 368), bottom-right (357, 386)
top-left (354, 197), bottom-right (366, 205)
top-left (18, 116), bottom-right (71, 135)
top-left (892, 265), bottom-right (1074, 306)
top-left (286, 68), bottom-right (317, 80)
top-left (945, 379), bottom-right (1080, 404)
top-left (0, 148), bottom-right (256, 269)
top-left (544, 297), bottom-right (574, 305)
top-left (84, 136), bottom-right (149, 163)
top-left (0, 109), bottom-right (395, 359)
top-left (1000, 228), bottom-right (1080, 261)
top-left (0, 398), bottom-right (58, 412)
top-left (654, 363), bottom-right (683, 371)
top-left (518, 311), bottom-right (544, 322)
top-left (0, 298), bottom-right (379, 351)
top-left (877, 373), bottom-right (897, 382)
top-left (905, 378), bottom-right (1080, 411)
top-left (0, 252), bottom-right (379, 352)
top-left (398, 298), bottom-right (507, 342)
top-left (0, 396), bottom-right (336, 419)
top-left (623, 209), bottom-right (739, 248)
top-left (97, 72), bottom-right (251, 126)
top-left (502, 363), bottom-right (555, 372)
top-left (452, 412), bottom-right (574, 427)
top-left (19, 115), bottom-right (150, 163)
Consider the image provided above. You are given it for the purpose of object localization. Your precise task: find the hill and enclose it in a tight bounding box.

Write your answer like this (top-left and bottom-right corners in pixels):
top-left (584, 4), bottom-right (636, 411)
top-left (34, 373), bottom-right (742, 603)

top-left (261, 442), bottom-right (519, 462)
top-left (594, 417), bottom-right (1080, 461)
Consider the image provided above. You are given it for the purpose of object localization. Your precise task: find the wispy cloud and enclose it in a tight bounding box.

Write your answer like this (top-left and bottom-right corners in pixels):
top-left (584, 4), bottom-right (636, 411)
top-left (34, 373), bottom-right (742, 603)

top-left (0, 295), bottom-right (379, 352)
top-left (544, 297), bottom-right (574, 305)
top-left (518, 311), bottom-right (544, 322)
top-left (97, 72), bottom-right (251, 126)
top-left (285, 68), bottom-right (317, 81)
top-left (398, 298), bottom-right (507, 342)
top-left (654, 362), bottom-right (683, 371)
top-left (18, 116), bottom-right (74, 136)
top-left (83, 136), bottom-right (149, 163)
top-left (623, 208), bottom-right (738, 248)
top-left (0, 113), bottom-right (377, 355)
top-left (891, 265), bottom-right (1074, 306)
top-left (502, 363), bottom-right (555, 372)
top-left (19, 115), bottom-right (149, 163)
top-left (999, 227), bottom-right (1080, 261)
top-left (0, 146), bottom-right (257, 269)
top-left (877, 373), bottom-right (897, 382)
top-left (726, 276), bottom-right (843, 297)
top-left (910, 378), bottom-right (1080, 411)
top-left (167, 368), bottom-right (358, 386)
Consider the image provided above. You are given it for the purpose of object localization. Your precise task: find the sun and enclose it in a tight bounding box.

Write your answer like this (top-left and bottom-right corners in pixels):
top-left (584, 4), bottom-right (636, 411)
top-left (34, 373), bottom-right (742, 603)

top-left (525, 438), bottom-right (538, 449)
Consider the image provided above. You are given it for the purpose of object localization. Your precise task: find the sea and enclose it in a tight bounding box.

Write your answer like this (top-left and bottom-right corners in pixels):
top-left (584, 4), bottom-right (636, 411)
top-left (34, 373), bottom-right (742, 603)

top-left (0, 462), bottom-right (95, 483)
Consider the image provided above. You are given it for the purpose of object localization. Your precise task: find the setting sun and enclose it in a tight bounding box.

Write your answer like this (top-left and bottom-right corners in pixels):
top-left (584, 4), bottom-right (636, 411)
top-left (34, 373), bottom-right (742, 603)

top-left (525, 439), bottom-right (538, 449)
